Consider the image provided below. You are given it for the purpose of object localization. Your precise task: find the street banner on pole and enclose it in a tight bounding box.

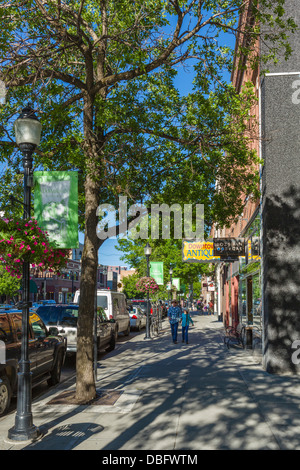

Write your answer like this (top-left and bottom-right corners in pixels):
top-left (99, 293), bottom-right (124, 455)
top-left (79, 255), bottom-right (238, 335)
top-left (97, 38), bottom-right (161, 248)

top-left (173, 278), bottom-right (180, 291)
top-left (34, 171), bottom-right (79, 248)
top-left (150, 261), bottom-right (164, 285)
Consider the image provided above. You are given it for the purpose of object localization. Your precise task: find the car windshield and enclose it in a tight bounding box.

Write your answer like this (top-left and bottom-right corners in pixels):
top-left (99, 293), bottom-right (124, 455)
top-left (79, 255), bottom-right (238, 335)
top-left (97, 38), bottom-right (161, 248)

top-left (36, 306), bottom-right (57, 326)
top-left (37, 306), bottom-right (79, 327)
top-left (59, 307), bottom-right (79, 327)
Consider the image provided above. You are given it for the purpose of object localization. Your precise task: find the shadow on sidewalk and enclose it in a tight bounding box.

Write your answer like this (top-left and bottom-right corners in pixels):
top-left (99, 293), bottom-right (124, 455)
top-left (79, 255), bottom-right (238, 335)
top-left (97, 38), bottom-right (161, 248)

top-left (19, 318), bottom-right (300, 450)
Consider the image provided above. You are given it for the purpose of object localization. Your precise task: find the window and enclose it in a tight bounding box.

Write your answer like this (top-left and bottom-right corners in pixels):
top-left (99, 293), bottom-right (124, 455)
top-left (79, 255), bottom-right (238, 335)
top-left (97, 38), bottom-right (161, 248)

top-left (113, 298), bottom-right (120, 315)
top-left (0, 314), bottom-right (13, 344)
top-left (97, 296), bottom-right (108, 309)
top-left (36, 306), bottom-right (57, 326)
top-left (30, 316), bottom-right (47, 340)
top-left (252, 274), bottom-right (261, 328)
top-left (59, 307), bottom-right (79, 327)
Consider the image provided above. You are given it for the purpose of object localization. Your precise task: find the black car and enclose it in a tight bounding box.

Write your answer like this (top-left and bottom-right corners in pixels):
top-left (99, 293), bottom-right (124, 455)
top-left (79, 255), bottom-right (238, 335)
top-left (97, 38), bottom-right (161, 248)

top-left (0, 310), bottom-right (66, 417)
top-left (36, 304), bottom-right (116, 355)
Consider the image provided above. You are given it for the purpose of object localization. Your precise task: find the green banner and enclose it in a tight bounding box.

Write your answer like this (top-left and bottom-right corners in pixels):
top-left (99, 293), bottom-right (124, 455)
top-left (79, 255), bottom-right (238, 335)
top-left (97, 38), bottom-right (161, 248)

top-left (173, 278), bottom-right (180, 291)
top-left (150, 261), bottom-right (164, 285)
top-left (34, 171), bottom-right (79, 249)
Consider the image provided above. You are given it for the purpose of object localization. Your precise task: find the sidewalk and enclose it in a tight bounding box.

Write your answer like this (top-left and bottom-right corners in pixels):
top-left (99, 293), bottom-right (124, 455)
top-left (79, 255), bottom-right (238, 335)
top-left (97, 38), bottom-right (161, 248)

top-left (1, 313), bottom-right (300, 450)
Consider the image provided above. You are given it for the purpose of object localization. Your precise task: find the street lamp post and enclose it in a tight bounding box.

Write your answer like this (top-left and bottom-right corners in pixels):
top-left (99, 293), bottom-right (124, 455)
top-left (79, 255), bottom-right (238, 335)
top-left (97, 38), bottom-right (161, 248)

top-left (169, 268), bottom-right (173, 303)
top-left (144, 243), bottom-right (152, 340)
top-left (8, 105), bottom-right (42, 442)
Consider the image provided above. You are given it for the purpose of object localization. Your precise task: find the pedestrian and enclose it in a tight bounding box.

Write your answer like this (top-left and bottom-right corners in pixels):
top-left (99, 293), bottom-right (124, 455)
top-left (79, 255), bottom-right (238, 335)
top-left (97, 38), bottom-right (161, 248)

top-left (209, 300), bottom-right (214, 315)
top-left (181, 308), bottom-right (194, 344)
top-left (203, 300), bottom-right (208, 315)
top-left (167, 300), bottom-right (182, 344)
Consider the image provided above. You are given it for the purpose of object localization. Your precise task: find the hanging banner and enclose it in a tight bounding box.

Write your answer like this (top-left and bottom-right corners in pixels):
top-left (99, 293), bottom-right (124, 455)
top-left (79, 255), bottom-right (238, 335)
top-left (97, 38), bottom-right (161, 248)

top-left (182, 239), bottom-right (220, 263)
top-left (173, 278), bottom-right (180, 291)
top-left (150, 261), bottom-right (164, 285)
top-left (34, 171), bottom-right (79, 249)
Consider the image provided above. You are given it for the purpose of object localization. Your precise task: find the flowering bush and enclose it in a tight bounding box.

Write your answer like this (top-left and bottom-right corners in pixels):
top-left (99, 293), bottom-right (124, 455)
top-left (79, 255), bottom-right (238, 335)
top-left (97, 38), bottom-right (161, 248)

top-left (0, 216), bottom-right (68, 278)
top-left (135, 276), bottom-right (159, 294)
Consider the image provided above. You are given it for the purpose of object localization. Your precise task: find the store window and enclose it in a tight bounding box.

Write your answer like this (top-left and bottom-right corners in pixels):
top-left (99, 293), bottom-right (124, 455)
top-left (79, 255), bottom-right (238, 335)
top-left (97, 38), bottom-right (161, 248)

top-left (252, 273), bottom-right (262, 328)
top-left (239, 279), bottom-right (247, 323)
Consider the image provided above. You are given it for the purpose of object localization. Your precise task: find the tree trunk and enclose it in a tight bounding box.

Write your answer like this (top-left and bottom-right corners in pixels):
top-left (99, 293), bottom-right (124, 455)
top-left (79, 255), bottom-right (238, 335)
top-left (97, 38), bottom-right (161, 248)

top-left (75, 93), bottom-right (101, 403)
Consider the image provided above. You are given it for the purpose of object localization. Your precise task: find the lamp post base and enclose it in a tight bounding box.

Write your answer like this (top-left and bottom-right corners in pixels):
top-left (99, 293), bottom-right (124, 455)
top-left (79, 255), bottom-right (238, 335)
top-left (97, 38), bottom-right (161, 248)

top-left (7, 423), bottom-right (40, 443)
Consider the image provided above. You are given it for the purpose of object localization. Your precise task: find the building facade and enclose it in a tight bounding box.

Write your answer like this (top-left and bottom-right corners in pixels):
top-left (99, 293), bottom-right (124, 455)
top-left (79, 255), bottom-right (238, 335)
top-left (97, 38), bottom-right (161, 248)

top-left (29, 260), bottom-right (108, 303)
top-left (215, 0), bottom-right (300, 374)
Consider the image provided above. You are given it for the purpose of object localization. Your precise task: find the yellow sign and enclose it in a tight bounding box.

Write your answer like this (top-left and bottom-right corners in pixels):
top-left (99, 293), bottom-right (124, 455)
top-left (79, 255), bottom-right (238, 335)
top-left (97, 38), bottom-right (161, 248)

top-left (182, 240), bottom-right (220, 263)
top-left (247, 239), bottom-right (261, 262)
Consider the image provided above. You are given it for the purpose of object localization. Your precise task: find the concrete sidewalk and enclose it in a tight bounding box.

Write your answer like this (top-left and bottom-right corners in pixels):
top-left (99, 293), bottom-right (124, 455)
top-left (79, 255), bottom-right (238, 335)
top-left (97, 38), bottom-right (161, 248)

top-left (1, 313), bottom-right (300, 450)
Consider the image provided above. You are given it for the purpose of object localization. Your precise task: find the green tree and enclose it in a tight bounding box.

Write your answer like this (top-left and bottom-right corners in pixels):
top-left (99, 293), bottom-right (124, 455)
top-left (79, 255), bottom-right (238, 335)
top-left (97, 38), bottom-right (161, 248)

top-left (121, 273), bottom-right (141, 299)
top-left (0, 0), bottom-right (296, 403)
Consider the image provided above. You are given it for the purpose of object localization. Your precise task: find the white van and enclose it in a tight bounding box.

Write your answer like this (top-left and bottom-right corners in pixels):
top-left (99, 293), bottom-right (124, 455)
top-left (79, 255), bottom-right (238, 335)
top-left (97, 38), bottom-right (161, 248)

top-left (73, 289), bottom-right (130, 338)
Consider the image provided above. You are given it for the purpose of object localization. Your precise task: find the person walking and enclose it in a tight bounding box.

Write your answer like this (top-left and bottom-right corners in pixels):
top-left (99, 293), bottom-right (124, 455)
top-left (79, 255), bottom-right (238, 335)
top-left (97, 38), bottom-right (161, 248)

top-left (181, 309), bottom-right (194, 344)
top-left (167, 300), bottom-right (182, 344)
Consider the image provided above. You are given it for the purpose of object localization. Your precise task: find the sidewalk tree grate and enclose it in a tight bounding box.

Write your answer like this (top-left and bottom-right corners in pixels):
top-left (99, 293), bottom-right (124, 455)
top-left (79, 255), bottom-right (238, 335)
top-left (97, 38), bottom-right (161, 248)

top-left (46, 389), bottom-right (123, 406)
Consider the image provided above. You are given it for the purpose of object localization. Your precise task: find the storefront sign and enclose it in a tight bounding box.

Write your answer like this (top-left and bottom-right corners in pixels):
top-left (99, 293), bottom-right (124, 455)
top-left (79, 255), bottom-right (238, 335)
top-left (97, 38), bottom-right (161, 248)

top-left (150, 262), bottom-right (164, 285)
top-left (213, 238), bottom-right (245, 257)
top-left (182, 240), bottom-right (220, 263)
top-left (34, 171), bottom-right (79, 249)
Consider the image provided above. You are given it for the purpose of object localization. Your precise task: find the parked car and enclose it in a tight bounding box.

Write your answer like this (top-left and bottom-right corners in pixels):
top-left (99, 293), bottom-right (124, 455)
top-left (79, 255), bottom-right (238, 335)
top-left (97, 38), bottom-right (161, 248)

top-left (0, 310), bottom-right (66, 417)
top-left (36, 304), bottom-right (116, 355)
top-left (128, 305), bottom-right (147, 331)
top-left (74, 290), bottom-right (130, 338)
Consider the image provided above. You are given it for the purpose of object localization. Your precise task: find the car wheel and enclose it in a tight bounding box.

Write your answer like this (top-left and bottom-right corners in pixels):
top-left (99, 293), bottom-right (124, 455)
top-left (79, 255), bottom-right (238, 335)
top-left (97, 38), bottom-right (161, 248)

top-left (106, 333), bottom-right (116, 352)
top-left (0, 376), bottom-right (12, 417)
top-left (48, 350), bottom-right (64, 386)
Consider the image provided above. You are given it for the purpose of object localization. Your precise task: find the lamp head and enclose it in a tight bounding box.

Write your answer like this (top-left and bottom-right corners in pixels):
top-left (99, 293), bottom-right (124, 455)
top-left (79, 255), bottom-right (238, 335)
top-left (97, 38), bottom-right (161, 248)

top-left (14, 104), bottom-right (42, 153)
top-left (144, 242), bottom-right (152, 256)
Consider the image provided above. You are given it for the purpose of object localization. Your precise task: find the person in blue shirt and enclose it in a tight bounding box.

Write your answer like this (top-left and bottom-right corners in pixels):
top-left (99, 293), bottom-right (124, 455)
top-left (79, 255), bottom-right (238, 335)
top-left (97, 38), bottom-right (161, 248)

top-left (181, 309), bottom-right (194, 344)
top-left (167, 300), bottom-right (182, 344)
